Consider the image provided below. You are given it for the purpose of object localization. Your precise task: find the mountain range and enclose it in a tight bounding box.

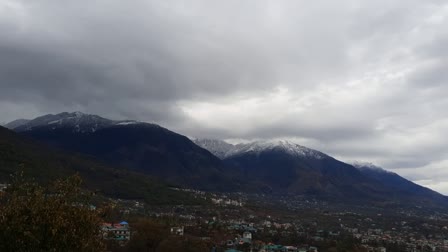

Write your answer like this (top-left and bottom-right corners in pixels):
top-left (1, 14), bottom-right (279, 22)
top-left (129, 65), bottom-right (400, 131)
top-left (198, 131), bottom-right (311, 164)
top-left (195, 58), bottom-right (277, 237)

top-left (6, 112), bottom-right (236, 191)
top-left (0, 125), bottom-right (198, 204)
top-left (194, 139), bottom-right (447, 205)
top-left (2, 112), bottom-right (447, 207)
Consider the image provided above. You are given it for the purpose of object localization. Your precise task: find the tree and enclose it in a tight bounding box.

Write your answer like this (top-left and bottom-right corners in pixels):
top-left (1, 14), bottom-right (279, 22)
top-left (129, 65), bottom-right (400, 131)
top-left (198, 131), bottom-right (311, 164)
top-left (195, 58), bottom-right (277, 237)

top-left (124, 219), bottom-right (211, 252)
top-left (0, 173), bottom-right (105, 251)
top-left (125, 219), bottom-right (169, 252)
top-left (156, 237), bottom-right (210, 252)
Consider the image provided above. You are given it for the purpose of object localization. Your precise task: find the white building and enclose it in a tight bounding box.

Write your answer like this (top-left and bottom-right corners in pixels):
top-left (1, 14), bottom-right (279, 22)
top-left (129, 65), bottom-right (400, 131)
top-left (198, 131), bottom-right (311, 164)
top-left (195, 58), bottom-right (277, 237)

top-left (170, 226), bottom-right (184, 236)
top-left (243, 231), bottom-right (252, 240)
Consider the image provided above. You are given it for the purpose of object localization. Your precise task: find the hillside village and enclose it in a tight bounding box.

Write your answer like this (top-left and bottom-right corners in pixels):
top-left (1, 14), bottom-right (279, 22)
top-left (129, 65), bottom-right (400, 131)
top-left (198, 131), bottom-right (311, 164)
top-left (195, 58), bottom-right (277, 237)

top-left (102, 190), bottom-right (448, 252)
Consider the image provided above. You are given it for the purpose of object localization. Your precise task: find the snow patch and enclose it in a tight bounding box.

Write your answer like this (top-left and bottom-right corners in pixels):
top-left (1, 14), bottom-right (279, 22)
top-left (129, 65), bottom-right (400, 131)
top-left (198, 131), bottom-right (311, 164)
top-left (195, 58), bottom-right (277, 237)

top-left (116, 121), bottom-right (139, 126)
top-left (47, 120), bottom-right (61, 125)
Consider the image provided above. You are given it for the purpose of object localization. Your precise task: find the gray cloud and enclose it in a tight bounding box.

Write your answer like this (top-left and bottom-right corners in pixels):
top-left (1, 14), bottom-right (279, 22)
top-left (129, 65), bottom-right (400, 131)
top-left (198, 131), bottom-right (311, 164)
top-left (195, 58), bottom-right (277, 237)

top-left (2, 0), bottom-right (448, 193)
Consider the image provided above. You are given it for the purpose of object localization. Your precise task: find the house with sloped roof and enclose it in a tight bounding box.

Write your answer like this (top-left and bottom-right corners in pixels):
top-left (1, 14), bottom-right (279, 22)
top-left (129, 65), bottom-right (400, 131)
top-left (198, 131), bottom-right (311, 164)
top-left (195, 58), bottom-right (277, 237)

top-left (101, 221), bottom-right (131, 243)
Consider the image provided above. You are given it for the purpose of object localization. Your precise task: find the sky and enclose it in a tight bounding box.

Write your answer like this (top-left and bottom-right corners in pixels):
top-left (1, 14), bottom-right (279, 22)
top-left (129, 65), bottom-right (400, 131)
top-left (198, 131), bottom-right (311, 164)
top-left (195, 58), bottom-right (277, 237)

top-left (1, 0), bottom-right (448, 193)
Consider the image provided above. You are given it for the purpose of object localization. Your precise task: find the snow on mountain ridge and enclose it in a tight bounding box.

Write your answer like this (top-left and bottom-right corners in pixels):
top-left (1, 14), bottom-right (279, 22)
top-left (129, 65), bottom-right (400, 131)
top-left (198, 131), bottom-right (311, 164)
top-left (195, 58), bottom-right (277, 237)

top-left (10, 112), bottom-right (142, 133)
top-left (115, 121), bottom-right (141, 126)
top-left (226, 140), bottom-right (326, 159)
top-left (194, 138), bottom-right (326, 159)
top-left (193, 138), bottom-right (235, 159)
top-left (351, 161), bottom-right (392, 174)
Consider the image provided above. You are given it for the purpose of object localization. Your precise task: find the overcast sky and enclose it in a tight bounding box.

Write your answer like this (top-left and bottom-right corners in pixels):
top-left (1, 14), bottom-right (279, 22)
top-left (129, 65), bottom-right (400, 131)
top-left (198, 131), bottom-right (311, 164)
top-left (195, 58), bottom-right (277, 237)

top-left (1, 0), bottom-right (448, 193)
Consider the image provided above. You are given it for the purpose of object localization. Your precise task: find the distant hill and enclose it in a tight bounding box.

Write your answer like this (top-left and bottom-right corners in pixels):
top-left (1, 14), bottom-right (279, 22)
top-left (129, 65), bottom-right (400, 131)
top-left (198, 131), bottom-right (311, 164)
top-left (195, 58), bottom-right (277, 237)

top-left (9, 112), bottom-right (238, 191)
top-left (0, 126), bottom-right (199, 204)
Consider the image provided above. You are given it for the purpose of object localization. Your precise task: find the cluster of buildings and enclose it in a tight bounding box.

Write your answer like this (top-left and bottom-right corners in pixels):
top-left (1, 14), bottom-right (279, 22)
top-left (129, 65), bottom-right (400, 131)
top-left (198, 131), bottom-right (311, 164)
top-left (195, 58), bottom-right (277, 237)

top-left (222, 230), bottom-right (322, 252)
top-left (211, 197), bottom-right (244, 207)
top-left (102, 191), bottom-right (448, 252)
top-left (211, 216), bottom-right (326, 251)
top-left (345, 225), bottom-right (448, 251)
top-left (171, 188), bottom-right (246, 207)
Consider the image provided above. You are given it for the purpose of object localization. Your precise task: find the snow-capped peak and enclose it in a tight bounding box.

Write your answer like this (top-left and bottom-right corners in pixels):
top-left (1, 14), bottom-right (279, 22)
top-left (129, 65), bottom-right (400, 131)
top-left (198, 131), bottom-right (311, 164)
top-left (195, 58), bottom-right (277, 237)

top-left (194, 138), bottom-right (326, 160)
top-left (226, 140), bottom-right (326, 159)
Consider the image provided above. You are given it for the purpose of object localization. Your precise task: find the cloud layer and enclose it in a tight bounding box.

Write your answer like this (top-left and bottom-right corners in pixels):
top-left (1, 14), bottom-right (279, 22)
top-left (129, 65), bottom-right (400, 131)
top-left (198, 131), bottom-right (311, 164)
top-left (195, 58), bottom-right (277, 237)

top-left (1, 0), bottom-right (448, 193)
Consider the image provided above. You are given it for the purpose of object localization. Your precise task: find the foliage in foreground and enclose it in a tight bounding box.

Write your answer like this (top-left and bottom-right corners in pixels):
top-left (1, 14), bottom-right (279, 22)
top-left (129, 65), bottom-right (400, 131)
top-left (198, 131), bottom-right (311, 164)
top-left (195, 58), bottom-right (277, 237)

top-left (0, 173), bottom-right (105, 252)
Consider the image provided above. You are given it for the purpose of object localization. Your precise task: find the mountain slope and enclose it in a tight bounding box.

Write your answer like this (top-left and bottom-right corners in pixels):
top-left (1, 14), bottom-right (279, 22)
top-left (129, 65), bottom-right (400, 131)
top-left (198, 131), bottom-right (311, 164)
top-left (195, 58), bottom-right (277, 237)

top-left (199, 139), bottom-right (448, 206)
top-left (0, 126), bottom-right (198, 204)
top-left (353, 162), bottom-right (446, 203)
top-left (11, 111), bottom-right (136, 133)
top-left (193, 138), bottom-right (236, 159)
top-left (223, 140), bottom-right (386, 199)
top-left (4, 119), bottom-right (30, 129)
top-left (11, 112), bottom-right (237, 191)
